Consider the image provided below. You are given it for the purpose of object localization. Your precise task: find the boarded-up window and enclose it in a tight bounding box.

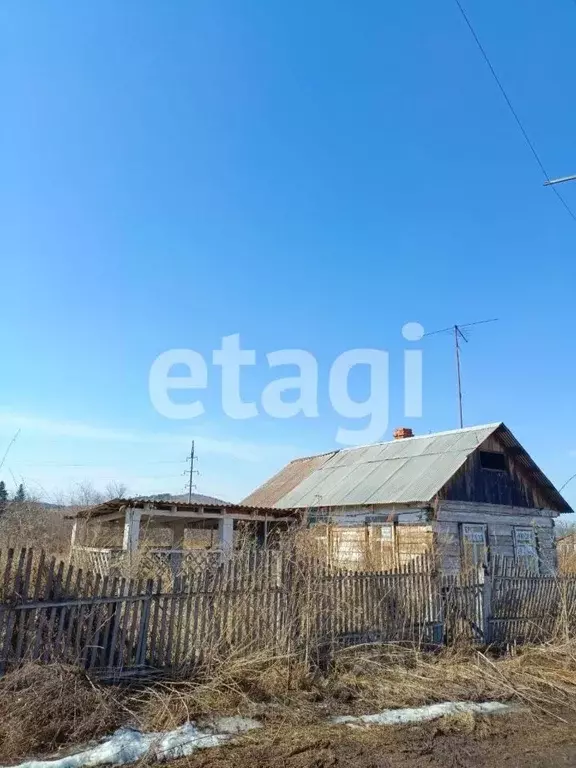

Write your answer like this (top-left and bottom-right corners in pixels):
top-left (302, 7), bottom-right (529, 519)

top-left (461, 523), bottom-right (487, 568)
top-left (514, 527), bottom-right (539, 572)
top-left (396, 525), bottom-right (433, 566)
top-left (371, 524), bottom-right (396, 570)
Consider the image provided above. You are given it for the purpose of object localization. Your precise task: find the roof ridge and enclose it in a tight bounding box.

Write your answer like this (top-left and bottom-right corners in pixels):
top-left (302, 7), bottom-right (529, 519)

top-left (321, 423), bottom-right (503, 455)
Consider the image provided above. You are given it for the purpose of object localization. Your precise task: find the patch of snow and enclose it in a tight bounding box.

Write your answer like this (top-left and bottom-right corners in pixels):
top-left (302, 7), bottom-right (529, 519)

top-left (211, 717), bottom-right (263, 735)
top-left (12, 729), bottom-right (156, 768)
top-left (154, 724), bottom-right (229, 761)
top-left (5, 702), bottom-right (515, 768)
top-left (7, 718), bottom-right (263, 768)
top-left (331, 701), bottom-right (513, 727)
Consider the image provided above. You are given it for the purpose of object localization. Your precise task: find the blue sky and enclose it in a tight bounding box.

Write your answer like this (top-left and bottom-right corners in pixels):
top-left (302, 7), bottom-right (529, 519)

top-left (0, 0), bottom-right (575, 508)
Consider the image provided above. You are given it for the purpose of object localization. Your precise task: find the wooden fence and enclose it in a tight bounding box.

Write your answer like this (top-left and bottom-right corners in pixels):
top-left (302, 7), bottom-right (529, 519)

top-left (1, 548), bottom-right (576, 677)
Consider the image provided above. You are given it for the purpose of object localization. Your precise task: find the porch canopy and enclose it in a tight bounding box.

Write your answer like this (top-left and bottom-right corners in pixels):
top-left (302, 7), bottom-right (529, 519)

top-left (68, 497), bottom-right (301, 552)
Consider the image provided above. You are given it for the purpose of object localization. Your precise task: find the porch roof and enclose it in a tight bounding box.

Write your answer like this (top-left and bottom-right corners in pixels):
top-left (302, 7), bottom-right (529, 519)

top-left (68, 497), bottom-right (301, 524)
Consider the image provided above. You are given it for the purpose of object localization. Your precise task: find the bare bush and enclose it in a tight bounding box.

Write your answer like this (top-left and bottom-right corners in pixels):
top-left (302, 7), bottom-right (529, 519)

top-left (0, 501), bottom-right (72, 558)
top-left (0, 663), bottom-right (128, 762)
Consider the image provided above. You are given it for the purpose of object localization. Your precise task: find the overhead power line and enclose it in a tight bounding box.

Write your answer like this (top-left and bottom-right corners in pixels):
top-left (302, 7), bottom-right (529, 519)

top-left (452, 0), bottom-right (576, 224)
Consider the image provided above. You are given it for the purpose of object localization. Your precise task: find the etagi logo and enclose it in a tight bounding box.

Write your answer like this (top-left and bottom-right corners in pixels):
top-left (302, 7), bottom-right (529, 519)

top-left (149, 322), bottom-right (424, 446)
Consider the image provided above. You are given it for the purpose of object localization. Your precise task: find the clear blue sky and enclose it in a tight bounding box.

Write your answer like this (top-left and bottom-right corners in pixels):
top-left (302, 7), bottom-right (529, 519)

top-left (1, 0), bottom-right (575, 509)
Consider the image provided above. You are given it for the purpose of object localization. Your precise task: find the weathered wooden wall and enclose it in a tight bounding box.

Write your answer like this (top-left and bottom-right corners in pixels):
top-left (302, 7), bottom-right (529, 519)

top-left (436, 500), bottom-right (557, 574)
top-left (310, 521), bottom-right (433, 570)
top-left (441, 434), bottom-right (552, 509)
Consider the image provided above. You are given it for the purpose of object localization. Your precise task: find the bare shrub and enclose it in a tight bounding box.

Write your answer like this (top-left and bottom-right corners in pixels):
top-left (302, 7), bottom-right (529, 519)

top-left (0, 501), bottom-right (72, 558)
top-left (0, 663), bottom-right (128, 762)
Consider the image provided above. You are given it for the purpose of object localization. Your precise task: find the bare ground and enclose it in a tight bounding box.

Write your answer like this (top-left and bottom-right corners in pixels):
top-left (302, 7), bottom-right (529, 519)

top-left (168, 713), bottom-right (576, 768)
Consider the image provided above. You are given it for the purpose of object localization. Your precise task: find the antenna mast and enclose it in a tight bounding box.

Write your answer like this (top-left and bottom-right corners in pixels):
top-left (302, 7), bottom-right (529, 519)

top-left (425, 319), bottom-right (498, 428)
top-left (186, 440), bottom-right (198, 503)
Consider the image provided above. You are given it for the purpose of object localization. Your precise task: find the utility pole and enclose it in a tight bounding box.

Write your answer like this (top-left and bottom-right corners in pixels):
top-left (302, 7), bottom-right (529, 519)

top-left (186, 440), bottom-right (198, 503)
top-left (425, 319), bottom-right (498, 429)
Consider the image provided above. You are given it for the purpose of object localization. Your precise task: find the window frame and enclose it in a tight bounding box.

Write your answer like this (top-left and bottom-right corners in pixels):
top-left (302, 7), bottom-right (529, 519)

top-left (513, 526), bottom-right (539, 572)
top-left (479, 450), bottom-right (508, 472)
top-left (460, 523), bottom-right (488, 568)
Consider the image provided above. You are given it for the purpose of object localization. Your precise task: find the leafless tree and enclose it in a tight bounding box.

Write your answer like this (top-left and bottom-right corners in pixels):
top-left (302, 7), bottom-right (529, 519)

top-left (104, 481), bottom-right (128, 500)
top-left (68, 481), bottom-right (105, 508)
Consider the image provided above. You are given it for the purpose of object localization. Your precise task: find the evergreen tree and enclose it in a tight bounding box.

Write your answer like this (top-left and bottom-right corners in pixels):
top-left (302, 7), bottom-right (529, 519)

top-left (14, 483), bottom-right (25, 503)
top-left (0, 481), bottom-right (7, 512)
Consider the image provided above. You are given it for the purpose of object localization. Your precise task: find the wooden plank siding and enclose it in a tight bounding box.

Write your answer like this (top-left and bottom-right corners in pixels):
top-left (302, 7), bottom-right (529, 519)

top-left (440, 434), bottom-right (554, 510)
top-left (436, 501), bottom-right (558, 574)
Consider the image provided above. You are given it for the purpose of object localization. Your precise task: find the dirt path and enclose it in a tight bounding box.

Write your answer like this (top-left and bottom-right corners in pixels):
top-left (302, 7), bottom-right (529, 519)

top-left (173, 713), bottom-right (576, 768)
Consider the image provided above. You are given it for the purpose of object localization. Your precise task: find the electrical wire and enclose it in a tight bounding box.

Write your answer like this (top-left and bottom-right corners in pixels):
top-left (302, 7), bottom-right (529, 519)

top-left (14, 460), bottom-right (186, 468)
top-left (453, 0), bottom-right (576, 223)
top-left (560, 471), bottom-right (576, 493)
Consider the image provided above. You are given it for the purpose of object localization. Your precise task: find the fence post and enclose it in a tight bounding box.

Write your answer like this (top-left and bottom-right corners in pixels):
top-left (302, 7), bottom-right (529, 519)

top-left (482, 567), bottom-right (492, 645)
top-left (136, 580), bottom-right (154, 666)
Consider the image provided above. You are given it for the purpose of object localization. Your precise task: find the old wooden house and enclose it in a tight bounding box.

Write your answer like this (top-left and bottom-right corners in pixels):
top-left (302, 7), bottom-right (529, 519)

top-left (243, 423), bottom-right (573, 573)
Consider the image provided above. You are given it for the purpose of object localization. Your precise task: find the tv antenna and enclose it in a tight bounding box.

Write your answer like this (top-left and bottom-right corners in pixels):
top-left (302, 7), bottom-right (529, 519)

top-left (544, 174), bottom-right (576, 187)
top-left (424, 319), bottom-right (498, 429)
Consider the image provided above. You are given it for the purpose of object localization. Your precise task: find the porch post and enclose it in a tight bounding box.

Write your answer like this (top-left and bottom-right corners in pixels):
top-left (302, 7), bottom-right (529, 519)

top-left (171, 520), bottom-right (187, 549)
top-left (218, 516), bottom-right (234, 554)
top-left (122, 507), bottom-right (142, 552)
top-left (255, 519), bottom-right (269, 548)
top-left (70, 519), bottom-right (78, 549)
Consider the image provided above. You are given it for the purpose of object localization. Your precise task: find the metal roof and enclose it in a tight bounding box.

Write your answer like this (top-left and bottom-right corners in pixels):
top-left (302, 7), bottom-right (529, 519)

top-left (70, 498), bottom-right (301, 521)
top-left (243, 423), bottom-right (573, 513)
top-left (241, 453), bottom-right (335, 507)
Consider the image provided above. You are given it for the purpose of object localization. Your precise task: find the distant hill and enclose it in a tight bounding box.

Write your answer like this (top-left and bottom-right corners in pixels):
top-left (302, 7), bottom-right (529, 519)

top-left (138, 492), bottom-right (230, 505)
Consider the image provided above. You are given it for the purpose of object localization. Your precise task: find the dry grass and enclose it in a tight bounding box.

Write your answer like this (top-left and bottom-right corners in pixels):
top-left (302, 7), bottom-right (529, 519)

top-left (6, 641), bottom-right (576, 762)
top-left (133, 640), bottom-right (576, 735)
top-left (0, 663), bottom-right (129, 762)
top-left (0, 503), bottom-right (72, 559)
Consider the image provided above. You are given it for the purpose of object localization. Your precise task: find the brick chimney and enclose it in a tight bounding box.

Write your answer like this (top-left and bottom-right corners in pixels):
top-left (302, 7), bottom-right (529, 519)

top-left (393, 427), bottom-right (414, 440)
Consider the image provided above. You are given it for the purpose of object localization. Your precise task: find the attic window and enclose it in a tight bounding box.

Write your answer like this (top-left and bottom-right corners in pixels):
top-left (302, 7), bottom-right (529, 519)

top-left (480, 451), bottom-right (507, 472)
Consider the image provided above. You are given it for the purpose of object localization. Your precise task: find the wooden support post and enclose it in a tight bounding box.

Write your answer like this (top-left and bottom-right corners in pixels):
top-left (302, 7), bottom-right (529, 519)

top-left (70, 520), bottom-right (78, 549)
top-left (218, 516), bottom-right (234, 558)
top-left (122, 508), bottom-right (142, 553)
top-left (171, 521), bottom-right (187, 548)
top-left (256, 521), bottom-right (267, 548)
top-left (170, 521), bottom-right (186, 577)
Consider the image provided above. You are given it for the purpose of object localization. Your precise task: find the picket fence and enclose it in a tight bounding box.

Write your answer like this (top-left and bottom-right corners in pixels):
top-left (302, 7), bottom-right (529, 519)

top-left (1, 547), bottom-right (576, 678)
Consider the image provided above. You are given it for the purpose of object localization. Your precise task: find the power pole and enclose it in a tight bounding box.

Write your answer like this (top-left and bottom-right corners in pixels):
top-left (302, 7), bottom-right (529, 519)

top-left (186, 440), bottom-right (198, 503)
top-left (425, 319), bottom-right (498, 429)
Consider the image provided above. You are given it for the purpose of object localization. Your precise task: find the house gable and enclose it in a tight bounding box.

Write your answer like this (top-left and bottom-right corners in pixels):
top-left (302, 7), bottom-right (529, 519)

top-left (439, 429), bottom-right (564, 513)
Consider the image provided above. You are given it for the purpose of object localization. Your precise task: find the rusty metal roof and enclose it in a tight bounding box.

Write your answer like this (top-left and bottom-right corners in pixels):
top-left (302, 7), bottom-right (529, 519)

top-left (242, 424), bottom-right (573, 513)
top-left (241, 453), bottom-right (335, 507)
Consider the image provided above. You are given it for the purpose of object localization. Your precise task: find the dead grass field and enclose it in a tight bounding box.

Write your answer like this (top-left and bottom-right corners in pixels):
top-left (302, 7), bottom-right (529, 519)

top-left (163, 714), bottom-right (576, 768)
top-left (5, 642), bottom-right (576, 764)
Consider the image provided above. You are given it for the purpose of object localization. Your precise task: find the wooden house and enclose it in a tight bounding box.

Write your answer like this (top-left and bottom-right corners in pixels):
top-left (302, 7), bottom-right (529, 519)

top-left (243, 423), bottom-right (573, 573)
